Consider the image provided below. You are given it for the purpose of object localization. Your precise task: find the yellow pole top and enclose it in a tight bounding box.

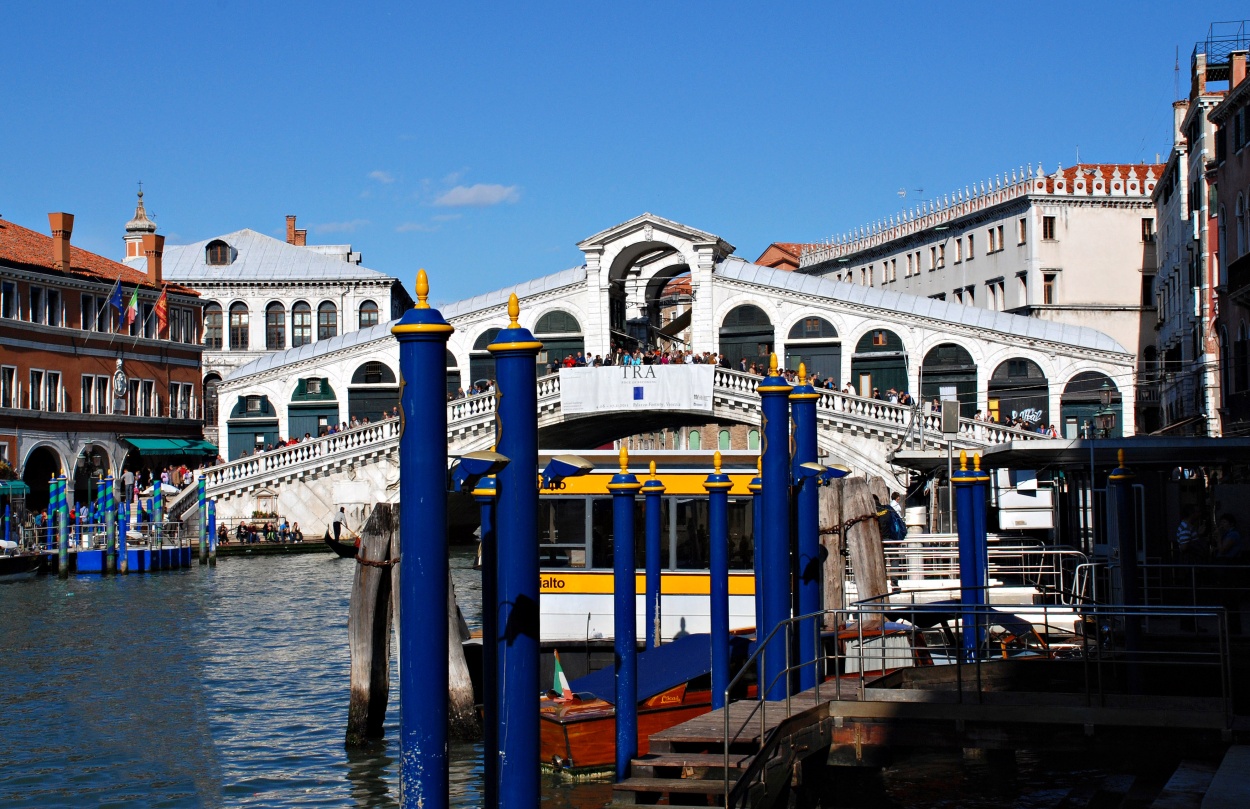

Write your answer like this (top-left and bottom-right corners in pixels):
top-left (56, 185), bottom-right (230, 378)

top-left (769, 353), bottom-right (778, 374)
top-left (649, 460), bottom-right (657, 479)
top-left (619, 444), bottom-right (629, 474)
top-left (757, 455), bottom-right (762, 474)
top-left (798, 362), bottom-right (807, 385)
top-left (959, 450), bottom-right (967, 471)
top-left (973, 453), bottom-right (981, 472)
top-left (507, 293), bottom-right (520, 328)
top-left (415, 269), bottom-right (430, 309)
top-left (1117, 448), bottom-right (1125, 467)
top-left (714, 451), bottom-right (722, 475)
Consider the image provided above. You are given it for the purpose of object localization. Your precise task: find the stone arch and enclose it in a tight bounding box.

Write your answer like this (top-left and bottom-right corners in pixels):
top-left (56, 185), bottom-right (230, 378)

top-left (348, 361), bottom-right (398, 423)
top-left (289, 374), bottom-right (340, 440)
top-left (445, 349), bottom-right (462, 397)
top-left (470, 327), bottom-right (502, 388)
top-left (922, 343), bottom-right (977, 418)
top-left (203, 372), bottom-right (223, 426)
top-left (849, 328), bottom-right (907, 397)
top-left (783, 315), bottom-right (840, 384)
top-left (21, 443), bottom-right (65, 512)
top-left (1060, 371), bottom-right (1122, 438)
top-left (988, 357), bottom-right (1049, 427)
top-left (533, 309), bottom-right (584, 373)
top-left (718, 304), bottom-right (774, 369)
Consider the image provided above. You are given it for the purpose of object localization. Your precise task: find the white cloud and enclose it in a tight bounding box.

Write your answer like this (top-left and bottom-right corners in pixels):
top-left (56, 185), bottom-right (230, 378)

top-left (313, 219), bottom-right (370, 234)
top-left (396, 221), bottom-right (440, 233)
top-left (434, 183), bottom-right (520, 207)
top-left (432, 213), bottom-right (462, 222)
top-left (368, 170), bottom-right (396, 184)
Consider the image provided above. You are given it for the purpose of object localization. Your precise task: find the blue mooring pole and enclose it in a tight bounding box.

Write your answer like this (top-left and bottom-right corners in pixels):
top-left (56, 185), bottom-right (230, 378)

top-left (610, 446), bottom-right (642, 781)
top-left (789, 364), bottom-right (820, 692)
top-left (487, 293), bottom-right (541, 809)
top-left (105, 471), bottom-right (116, 574)
top-left (198, 475), bottom-right (207, 565)
top-left (207, 500), bottom-right (217, 567)
top-left (473, 475), bottom-right (499, 809)
top-left (749, 457), bottom-right (763, 638)
top-left (643, 461), bottom-right (665, 649)
top-left (705, 451), bottom-right (733, 710)
top-left (757, 353), bottom-right (793, 700)
top-left (953, 452), bottom-right (988, 660)
top-left (117, 478), bottom-right (129, 575)
top-left (57, 471), bottom-right (69, 578)
top-left (391, 269), bottom-right (454, 809)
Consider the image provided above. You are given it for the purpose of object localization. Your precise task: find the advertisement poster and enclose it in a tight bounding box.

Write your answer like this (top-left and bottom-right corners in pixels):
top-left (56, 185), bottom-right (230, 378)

top-left (560, 365), bottom-right (714, 414)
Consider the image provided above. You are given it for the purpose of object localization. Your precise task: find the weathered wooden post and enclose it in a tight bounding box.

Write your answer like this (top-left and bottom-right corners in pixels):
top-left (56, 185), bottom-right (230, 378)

top-left (391, 270), bottom-right (454, 809)
top-left (705, 451), bottom-right (732, 710)
top-left (347, 503), bottom-right (399, 747)
top-left (818, 479), bottom-right (846, 626)
top-left (207, 499), bottom-right (217, 566)
top-left (842, 477), bottom-right (888, 630)
top-left (198, 475), bottom-right (207, 565)
top-left (57, 470), bottom-right (68, 578)
top-left (790, 364), bottom-right (820, 691)
top-left (643, 461), bottom-right (665, 649)
top-left (105, 470), bottom-right (116, 573)
top-left (758, 353), bottom-right (793, 700)
top-left (610, 446), bottom-right (642, 781)
top-left (488, 293), bottom-right (542, 809)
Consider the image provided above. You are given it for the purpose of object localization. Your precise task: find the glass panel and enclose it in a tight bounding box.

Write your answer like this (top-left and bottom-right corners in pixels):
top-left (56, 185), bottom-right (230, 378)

top-left (675, 498), bottom-right (709, 570)
top-left (539, 498), bottom-right (587, 568)
top-left (318, 302), bottom-right (338, 340)
top-left (292, 303), bottom-right (312, 347)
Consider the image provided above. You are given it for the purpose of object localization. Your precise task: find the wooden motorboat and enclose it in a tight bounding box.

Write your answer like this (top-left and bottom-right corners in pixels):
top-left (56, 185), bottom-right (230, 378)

top-left (323, 530), bottom-right (358, 558)
top-left (0, 547), bottom-right (46, 581)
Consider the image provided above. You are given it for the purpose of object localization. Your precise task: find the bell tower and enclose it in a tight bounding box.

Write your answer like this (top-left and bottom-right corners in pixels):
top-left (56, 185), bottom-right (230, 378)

top-left (122, 185), bottom-right (157, 262)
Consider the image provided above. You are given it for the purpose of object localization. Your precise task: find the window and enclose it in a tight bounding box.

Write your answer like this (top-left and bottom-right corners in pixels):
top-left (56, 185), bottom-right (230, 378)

top-left (687, 430), bottom-right (701, 450)
top-left (362, 362), bottom-right (386, 384)
top-left (1018, 217), bottom-right (1027, 244)
top-left (30, 286), bottom-right (45, 324)
top-left (265, 302), bottom-right (286, 350)
top-left (46, 289), bottom-right (61, 327)
top-left (929, 246), bottom-right (937, 270)
top-left (1142, 275), bottom-right (1155, 308)
top-left (45, 371), bottom-right (60, 412)
top-left (307, 378), bottom-right (323, 395)
top-left (141, 379), bottom-right (154, 417)
top-left (1142, 218), bottom-right (1155, 243)
top-left (204, 303), bottom-right (223, 350)
top-left (889, 258), bottom-right (897, 280)
top-left (0, 366), bottom-right (14, 408)
top-left (29, 370), bottom-right (43, 410)
top-left (1018, 273), bottom-right (1028, 303)
top-left (206, 240), bottom-right (231, 266)
top-left (359, 300), bottom-right (379, 329)
top-left (955, 238), bottom-right (963, 263)
top-left (906, 253), bottom-right (914, 277)
top-left (317, 302), bottom-right (338, 340)
top-left (966, 234), bottom-right (975, 258)
top-left (937, 244), bottom-right (945, 268)
top-left (748, 429), bottom-right (760, 450)
top-left (996, 225), bottom-right (1004, 251)
top-left (96, 375), bottom-right (109, 415)
top-left (964, 285), bottom-right (974, 305)
top-left (81, 293), bottom-right (95, 331)
top-left (954, 288), bottom-right (964, 305)
top-left (246, 396), bottom-right (262, 413)
top-left (930, 292), bottom-right (947, 301)
top-left (872, 330), bottom-right (887, 347)
top-left (229, 302), bottom-right (249, 350)
top-left (1043, 273), bottom-right (1057, 304)
top-left (292, 302), bottom-right (312, 347)
top-left (1042, 216), bottom-right (1056, 240)
top-left (985, 280), bottom-right (1005, 311)
top-left (718, 430), bottom-right (731, 450)
top-left (81, 375), bottom-right (94, 414)
top-left (141, 302), bottom-right (155, 338)
top-left (2, 281), bottom-right (17, 319)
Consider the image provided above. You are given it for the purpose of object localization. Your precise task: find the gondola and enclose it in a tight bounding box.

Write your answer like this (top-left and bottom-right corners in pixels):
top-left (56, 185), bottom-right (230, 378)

top-left (323, 530), bottom-right (358, 558)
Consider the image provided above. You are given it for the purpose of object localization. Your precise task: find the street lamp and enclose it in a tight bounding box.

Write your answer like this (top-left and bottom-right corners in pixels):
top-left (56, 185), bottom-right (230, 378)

top-left (1093, 381), bottom-right (1117, 439)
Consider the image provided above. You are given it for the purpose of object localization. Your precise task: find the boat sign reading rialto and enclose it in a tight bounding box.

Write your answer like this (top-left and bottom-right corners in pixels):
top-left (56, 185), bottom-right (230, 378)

top-left (559, 365), bottom-right (714, 414)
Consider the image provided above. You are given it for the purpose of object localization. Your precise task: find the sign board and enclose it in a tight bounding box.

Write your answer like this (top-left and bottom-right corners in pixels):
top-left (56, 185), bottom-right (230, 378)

top-left (560, 365), bottom-right (714, 414)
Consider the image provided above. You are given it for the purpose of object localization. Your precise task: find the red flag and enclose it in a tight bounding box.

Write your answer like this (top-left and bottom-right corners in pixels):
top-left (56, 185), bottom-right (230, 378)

top-left (155, 287), bottom-right (168, 337)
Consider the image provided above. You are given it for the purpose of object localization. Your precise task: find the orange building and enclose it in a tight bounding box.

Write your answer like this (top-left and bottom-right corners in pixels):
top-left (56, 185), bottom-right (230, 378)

top-left (0, 212), bottom-right (206, 511)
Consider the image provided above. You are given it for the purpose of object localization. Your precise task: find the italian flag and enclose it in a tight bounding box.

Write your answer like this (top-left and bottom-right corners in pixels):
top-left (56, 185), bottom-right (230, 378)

top-left (552, 650), bottom-right (573, 701)
top-left (123, 287), bottom-right (139, 327)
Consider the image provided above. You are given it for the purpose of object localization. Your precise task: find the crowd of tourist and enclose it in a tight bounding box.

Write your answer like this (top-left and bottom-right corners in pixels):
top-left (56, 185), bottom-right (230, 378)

top-left (220, 518), bottom-right (304, 545)
top-left (232, 407), bottom-right (401, 458)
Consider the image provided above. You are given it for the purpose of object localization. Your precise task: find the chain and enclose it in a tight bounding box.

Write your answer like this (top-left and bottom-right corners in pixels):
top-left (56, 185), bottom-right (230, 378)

top-left (356, 552), bottom-right (401, 568)
top-left (818, 512), bottom-right (879, 537)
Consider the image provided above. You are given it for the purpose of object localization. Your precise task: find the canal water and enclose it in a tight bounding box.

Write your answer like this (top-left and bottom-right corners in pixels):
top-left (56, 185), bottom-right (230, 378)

top-left (1, 549), bottom-right (1116, 807)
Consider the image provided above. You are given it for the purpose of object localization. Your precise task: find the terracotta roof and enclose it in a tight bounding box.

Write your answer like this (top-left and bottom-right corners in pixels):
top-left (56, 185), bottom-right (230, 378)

top-left (1040, 163), bottom-right (1163, 194)
top-left (0, 216), bottom-right (196, 296)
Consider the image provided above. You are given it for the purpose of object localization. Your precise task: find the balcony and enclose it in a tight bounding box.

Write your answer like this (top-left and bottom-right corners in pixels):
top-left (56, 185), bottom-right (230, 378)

top-left (1229, 251), bottom-right (1250, 305)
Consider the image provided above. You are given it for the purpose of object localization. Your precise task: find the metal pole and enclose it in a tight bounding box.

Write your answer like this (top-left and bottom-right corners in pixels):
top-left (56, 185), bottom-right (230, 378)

top-left (790, 364), bottom-right (820, 691)
top-left (487, 293), bottom-right (542, 809)
top-left (198, 475), bottom-right (207, 565)
top-left (705, 451), bottom-right (732, 710)
top-left (642, 461), bottom-right (665, 649)
top-left (611, 446), bottom-right (642, 780)
top-left (946, 442), bottom-right (954, 534)
top-left (391, 270), bottom-right (454, 809)
top-left (758, 353), bottom-right (793, 701)
top-left (473, 476), bottom-right (499, 809)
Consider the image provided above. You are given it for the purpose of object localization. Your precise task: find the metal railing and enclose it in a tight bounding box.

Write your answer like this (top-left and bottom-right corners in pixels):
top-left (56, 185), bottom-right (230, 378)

top-left (18, 519), bottom-right (186, 552)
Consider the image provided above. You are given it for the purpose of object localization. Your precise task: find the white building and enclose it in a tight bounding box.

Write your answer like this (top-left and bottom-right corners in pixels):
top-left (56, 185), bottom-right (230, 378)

top-left (795, 164), bottom-right (1161, 431)
top-left (122, 203), bottom-right (412, 444)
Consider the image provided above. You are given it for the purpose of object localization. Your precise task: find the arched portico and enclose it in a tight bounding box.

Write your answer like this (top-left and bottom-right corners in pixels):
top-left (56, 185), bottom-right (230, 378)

top-left (783, 316), bottom-right (840, 384)
top-left (850, 329), bottom-right (907, 397)
top-left (989, 358), bottom-right (1049, 428)
top-left (1061, 371), bottom-right (1122, 438)
top-left (922, 343), bottom-right (977, 418)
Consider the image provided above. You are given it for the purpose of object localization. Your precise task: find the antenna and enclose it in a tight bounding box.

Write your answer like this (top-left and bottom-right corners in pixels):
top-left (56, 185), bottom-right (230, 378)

top-left (1174, 45), bottom-right (1180, 101)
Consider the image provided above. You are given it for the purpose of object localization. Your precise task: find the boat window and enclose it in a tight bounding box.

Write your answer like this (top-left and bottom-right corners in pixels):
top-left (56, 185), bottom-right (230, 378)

top-left (589, 498), bottom-right (646, 569)
top-left (539, 498), bottom-right (588, 568)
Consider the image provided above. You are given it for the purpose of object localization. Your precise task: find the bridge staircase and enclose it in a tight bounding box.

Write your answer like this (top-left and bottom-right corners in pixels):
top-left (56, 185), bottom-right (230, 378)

top-left (170, 369), bottom-right (1043, 525)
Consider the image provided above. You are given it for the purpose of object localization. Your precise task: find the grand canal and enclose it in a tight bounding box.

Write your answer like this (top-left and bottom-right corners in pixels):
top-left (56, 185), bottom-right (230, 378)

top-left (1, 548), bottom-right (1123, 807)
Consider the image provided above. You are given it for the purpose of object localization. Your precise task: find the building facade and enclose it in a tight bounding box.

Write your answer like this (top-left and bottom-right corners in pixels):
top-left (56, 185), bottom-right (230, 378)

top-left (0, 212), bottom-right (205, 509)
top-left (123, 208), bottom-right (413, 443)
top-left (1211, 47), bottom-right (1250, 436)
top-left (796, 164), bottom-right (1160, 432)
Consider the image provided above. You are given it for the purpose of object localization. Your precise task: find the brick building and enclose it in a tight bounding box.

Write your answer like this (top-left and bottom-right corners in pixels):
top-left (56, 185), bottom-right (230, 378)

top-left (0, 211), bottom-right (205, 511)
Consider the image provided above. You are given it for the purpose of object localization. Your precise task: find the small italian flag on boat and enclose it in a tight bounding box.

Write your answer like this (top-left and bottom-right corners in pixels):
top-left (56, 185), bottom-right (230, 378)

top-left (552, 650), bottom-right (573, 701)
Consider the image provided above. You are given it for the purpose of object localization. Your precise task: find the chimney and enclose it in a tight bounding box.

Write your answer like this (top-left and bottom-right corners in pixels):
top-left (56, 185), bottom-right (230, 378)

top-left (286, 215), bottom-right (297, 245)
top-left (48, 212), bottom-right (74, 271)
top-left (1233, 51), bottom-right (1248, 90)
top-left (294, 228), bottom-right (307, 246)
top-left (143, 233), bottom-right (165, 286)
top-left (1192, 52), bottom-right (1208, 100)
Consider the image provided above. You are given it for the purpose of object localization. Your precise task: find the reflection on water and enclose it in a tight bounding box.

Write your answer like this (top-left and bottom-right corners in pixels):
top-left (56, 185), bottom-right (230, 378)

top-left (1, 546), bottom-right (1110, 808)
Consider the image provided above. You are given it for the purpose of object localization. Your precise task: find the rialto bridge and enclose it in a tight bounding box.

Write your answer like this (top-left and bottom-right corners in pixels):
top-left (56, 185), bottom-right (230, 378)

top-left (174, 213), bottom-right (1134, 527)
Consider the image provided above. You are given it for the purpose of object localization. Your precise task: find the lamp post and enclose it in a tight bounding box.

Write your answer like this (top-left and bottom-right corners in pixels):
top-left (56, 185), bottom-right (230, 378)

top-left (1094, 381), bottom-right (1117, 439)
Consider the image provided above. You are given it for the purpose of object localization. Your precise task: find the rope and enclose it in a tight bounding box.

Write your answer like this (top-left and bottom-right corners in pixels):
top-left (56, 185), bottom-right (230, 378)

top-left (818, 512), bottom-right (879, 537)
top-left (355, 552), bottom-right (401, 568)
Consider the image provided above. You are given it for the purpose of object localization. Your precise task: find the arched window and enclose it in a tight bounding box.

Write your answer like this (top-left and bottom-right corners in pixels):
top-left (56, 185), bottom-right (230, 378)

top-left (205, 240), bottom-right (232, 266)
top-left (350, 362), bottom-right (397, 385)
top-left (718, 430), bottom-right (731, 450)
top-left (359, 300), bottom-right (379, 330)
top-left (719, 304), bottom-right (774, 368)
top-left (317, 302), bottom-right (338, 341)
top-left (204, 303), bottom-right (223, 350)
top-left (265, 302), bottom-right (286, 350)
top-left (687, 430), bottom-right (701, 450)
top-left (228, 302), bottom-right (249, 351)
top-left (534, 310), bottom-right (584, 375)
top-left (470, 328), bottom-right (502, 386)
top-left (1237, 195), bottom-right (1246, 259)
top-left (747, 429), bottom-right (760, 450)
top-left (786, 316), bottom-right (841, 384)
top-left (292, 302), bottom-right (312, 347)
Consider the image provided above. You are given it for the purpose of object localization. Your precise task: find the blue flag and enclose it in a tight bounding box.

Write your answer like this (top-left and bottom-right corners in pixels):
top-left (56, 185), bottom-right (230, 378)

top-left (108, 279), bottom-right (123, 314)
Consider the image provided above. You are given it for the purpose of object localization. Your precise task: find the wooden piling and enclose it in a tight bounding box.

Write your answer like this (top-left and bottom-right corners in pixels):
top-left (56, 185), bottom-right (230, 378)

top-left (346, 503), bottom-right (398, 748)
top-left (842, 478), bottom-right (889, 629)
top-left (447, 566), bottom-right (479, 739)
top-left (818, 479), bottom-right (846, 628)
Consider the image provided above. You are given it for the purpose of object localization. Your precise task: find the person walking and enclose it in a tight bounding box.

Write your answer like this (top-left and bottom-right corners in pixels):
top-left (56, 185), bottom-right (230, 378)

top-left (1175, 508), bottom-right (1203, 562)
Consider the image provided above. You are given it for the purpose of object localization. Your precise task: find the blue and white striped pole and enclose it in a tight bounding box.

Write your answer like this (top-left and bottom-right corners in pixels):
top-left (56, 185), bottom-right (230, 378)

top-left (642, 461), bottom-right (666, 649)
top-left (391, 270), bottom-right (454, 809)
top-left (705, 451), bottom-right (733, 710)
top-left (198, 475), bottom-right (207, 565)
top-left (611, 446), bottom-right (642, 781)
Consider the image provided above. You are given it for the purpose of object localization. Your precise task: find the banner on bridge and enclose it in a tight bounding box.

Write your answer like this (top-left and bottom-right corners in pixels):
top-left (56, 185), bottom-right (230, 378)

top-left (560, 365), bottom-right (714, 414)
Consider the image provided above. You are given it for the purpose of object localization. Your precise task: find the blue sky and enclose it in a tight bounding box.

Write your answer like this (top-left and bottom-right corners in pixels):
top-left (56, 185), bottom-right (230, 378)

top-left (1, 2), bottom-right (1244, 305)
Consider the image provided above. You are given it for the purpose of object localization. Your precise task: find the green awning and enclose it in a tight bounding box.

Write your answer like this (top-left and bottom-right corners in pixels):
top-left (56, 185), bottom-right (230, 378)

top-left (122, 437), bottom-right (219, 456)
top-left (0, 480), bottom-right (30, 496)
